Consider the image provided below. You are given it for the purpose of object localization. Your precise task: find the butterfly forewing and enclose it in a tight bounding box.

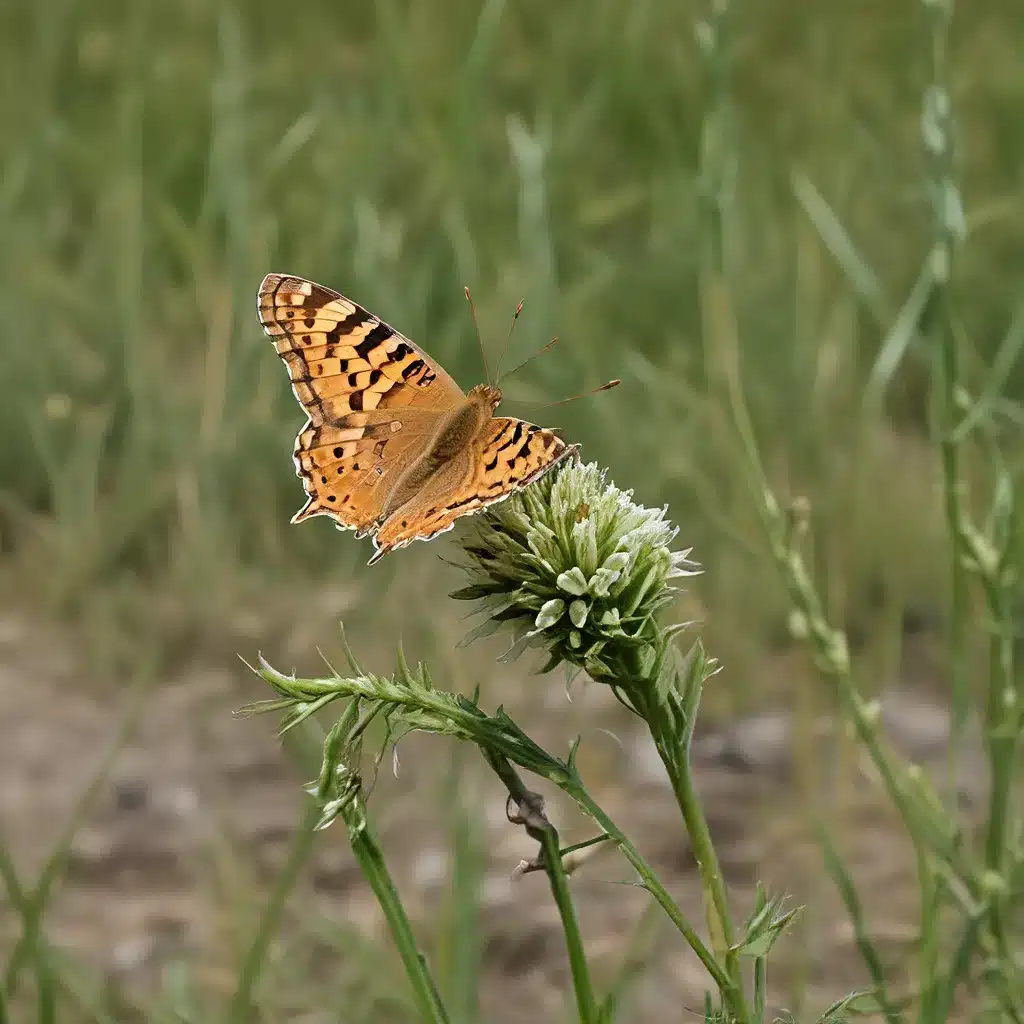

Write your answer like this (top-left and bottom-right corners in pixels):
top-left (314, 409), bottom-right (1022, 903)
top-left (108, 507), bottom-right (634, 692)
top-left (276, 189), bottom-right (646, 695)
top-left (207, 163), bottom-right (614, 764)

top-left (258, 274), bottom-right (464, 420)
top-left (259, 274), bottom-right (466, 531)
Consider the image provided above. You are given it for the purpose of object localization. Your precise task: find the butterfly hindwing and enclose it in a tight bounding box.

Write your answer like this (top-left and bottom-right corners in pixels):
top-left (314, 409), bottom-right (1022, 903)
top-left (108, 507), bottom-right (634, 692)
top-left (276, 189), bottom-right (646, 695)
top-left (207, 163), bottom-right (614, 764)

top-left (369, 417), bottom-right (578, 562)
top-left (288, 409), bottom-right (448, 531)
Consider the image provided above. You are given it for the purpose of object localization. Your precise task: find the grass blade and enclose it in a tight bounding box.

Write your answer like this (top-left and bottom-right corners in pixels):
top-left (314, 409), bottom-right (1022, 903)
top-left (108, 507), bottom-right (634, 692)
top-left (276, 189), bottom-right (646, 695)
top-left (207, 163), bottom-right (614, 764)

top-left (4, 679), bottom-right (149, 995)
top-left (815, 824), bottom-right (902, 1024)
top-left (227, 799), bottom-right (322, 1023)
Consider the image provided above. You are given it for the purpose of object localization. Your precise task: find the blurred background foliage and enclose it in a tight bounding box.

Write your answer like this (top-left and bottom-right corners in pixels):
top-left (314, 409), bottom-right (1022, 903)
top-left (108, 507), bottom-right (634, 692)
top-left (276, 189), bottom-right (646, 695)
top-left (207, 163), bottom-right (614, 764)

top-left (1, 0), bottom-right (1022, 682)
top-left (2, 0), bottom-right (1024, 1020)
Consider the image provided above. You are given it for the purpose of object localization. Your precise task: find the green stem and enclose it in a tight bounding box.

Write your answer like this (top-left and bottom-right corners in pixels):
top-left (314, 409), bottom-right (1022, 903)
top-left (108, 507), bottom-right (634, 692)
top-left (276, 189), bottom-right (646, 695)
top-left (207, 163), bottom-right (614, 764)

top-left (257, 663), bottom-right (739, 1015)
top-left (5, 680), bottom-right (148, 995)
top-left (916, 851), bottom-right (941, 1024)
top-left (344, 784), bottom-right (451, 1024)
top-left (977, 574), bottom-right (1018, 981)
top-left (922, 1), bottom-right (1020, 1011)
top-left (564, 781), bottom-right (743, 1019)
top-left (482, 750), bottom-right (598, 1024)
top-left (980, 576), bottom-right (1017, 865)
top-left (538, 823), bottom-right (598, 1023)
top-left (752, 957), bottom-right (765, 1024)
top-left (654, 726), bottom-right (743, 998)
top-left (228, 798), bottom-right (322, 1022)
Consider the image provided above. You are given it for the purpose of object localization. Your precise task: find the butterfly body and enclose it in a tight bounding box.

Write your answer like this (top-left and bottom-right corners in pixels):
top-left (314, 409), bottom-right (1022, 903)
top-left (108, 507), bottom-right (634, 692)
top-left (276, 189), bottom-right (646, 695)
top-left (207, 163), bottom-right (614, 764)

top-left (258, 274), bottom-right (577, 564)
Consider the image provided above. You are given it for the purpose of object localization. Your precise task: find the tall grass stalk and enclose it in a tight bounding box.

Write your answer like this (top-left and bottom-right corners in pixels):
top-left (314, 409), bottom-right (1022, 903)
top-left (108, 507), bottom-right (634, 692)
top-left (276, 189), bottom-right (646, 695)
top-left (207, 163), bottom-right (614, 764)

top-left (697, 0), bottom-right (1023, 1018)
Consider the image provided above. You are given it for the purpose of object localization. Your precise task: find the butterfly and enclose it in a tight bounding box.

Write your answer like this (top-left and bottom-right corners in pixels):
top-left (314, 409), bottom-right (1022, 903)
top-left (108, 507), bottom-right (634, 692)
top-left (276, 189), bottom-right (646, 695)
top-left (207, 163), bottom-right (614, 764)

top-left (258, 274), bottom-right (579, 565)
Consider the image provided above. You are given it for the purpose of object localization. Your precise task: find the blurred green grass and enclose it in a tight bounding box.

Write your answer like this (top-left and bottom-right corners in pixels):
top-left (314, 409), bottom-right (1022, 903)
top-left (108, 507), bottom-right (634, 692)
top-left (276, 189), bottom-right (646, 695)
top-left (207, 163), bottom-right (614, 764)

top-left (0, 0), bottom-right (1021, 671)
top-left (2, 2), bottom-right (1024, 1019)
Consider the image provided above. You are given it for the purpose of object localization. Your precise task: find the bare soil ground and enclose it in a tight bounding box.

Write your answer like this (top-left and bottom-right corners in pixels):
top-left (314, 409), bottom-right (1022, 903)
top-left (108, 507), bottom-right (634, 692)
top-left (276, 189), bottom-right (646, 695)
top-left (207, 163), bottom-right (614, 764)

top-left (0, 609), bottom-right (987, 1022)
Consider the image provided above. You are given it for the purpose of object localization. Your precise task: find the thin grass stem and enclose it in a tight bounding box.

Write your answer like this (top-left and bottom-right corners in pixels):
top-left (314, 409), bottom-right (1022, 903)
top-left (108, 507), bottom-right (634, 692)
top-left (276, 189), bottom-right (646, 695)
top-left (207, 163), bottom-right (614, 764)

top-left (4, 678), bottom-right (149, 995)
top-left (343, 783), bottom-right (451, 1024)
top-left (227, 799), bottom-right (322, 1022)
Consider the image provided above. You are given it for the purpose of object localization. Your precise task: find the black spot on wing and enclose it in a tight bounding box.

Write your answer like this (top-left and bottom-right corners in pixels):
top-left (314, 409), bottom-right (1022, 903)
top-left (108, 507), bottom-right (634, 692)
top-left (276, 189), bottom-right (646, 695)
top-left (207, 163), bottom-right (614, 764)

top-left (402, 358), bottom-right (425, 380)
top-left (497, 422), bottom-right (524, 452)
top-left (355, 322), bottom-right (394, 360)
top-left (326, 310), bottom-right (370, 342)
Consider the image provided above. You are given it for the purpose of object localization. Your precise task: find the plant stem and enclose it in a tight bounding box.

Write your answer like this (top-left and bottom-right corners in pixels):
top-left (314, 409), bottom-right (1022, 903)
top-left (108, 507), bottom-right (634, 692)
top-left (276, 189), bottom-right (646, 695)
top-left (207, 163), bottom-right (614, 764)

top-left (982, 583), bottom-right (1016, 869)
top-left (4, 679), bottom-right (148, 996)
top-left (924, 3), bottom-right (971, 815)
top-left (922, 2), bottom-right (1021, 1013)
top-left (481, 750), bottom-right (598, 1024)
top-left (649, 715), bottom-right (742, 996)
top-left (538, 821), bottom-right (598, 1023)
top-left (228, 798), bottom-right (322, 1022)
top-left (752, 957), bottom-right (765, 1024)
top-left (564, 781), bottom-right (743, 1019)
top-left (977, 570), bottom-right (1018, 975)
top-left (256, 660), bottom-right (743, 1016)
top-left (343, 783), bottom-right (451, 1024)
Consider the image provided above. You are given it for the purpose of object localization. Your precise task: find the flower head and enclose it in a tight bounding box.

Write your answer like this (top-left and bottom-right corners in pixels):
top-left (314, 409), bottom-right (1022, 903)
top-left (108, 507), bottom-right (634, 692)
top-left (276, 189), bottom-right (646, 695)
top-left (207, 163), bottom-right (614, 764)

top-left (452, 460), bottom-right (700, 681)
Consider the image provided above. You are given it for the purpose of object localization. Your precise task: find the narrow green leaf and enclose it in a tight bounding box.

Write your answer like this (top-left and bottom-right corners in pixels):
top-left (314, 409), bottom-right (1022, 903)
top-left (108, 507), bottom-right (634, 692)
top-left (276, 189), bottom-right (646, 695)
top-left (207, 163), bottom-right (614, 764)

top-left (816, 825), bottom-right (902, 1024)
top-left (791, 171), bottom-right (887, 319)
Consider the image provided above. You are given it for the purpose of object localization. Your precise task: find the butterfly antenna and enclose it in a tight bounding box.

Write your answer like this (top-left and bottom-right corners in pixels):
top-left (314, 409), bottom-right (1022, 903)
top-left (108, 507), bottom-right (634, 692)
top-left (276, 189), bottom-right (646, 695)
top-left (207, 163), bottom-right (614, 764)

top-left (464, 287), bottom-right (491, 386)
top-left (493, 299), bottom-right (525, 384)
top-left (510, 379), bottom-right (621, 410)
top-left (499, 335), bottom-right (560, 383)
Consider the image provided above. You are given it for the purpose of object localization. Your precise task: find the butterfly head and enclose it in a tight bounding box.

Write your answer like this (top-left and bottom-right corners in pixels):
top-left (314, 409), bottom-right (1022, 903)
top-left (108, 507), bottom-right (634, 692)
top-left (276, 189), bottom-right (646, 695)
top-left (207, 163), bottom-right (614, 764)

top-left (469, 383), bottom-right (503, 411)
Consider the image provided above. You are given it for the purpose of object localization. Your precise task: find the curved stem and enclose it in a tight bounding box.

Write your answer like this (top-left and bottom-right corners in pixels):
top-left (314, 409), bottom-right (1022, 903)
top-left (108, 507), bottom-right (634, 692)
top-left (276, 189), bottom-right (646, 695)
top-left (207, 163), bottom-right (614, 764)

top-left (564, 781), bottom-right (744, 1020)
top-left (345, 785), bottom-right (451, 1024)
top-left (482, 750), bottom-right (598, 1024)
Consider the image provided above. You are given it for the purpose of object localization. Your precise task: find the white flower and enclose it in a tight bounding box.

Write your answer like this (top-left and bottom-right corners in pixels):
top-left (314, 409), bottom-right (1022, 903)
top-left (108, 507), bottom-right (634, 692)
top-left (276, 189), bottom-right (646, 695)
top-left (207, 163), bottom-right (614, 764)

top-left (452, 461), bottom-right (700, 681)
